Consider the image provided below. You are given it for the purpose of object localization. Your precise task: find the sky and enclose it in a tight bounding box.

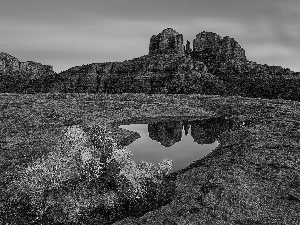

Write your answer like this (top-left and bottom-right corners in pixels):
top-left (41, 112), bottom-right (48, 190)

top-left (1, 0), bottom-right (300, 73)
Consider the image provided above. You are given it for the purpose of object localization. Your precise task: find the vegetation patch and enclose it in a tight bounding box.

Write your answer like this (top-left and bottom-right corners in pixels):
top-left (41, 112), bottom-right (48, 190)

top-left (3, 124), bottom-right (175, 224)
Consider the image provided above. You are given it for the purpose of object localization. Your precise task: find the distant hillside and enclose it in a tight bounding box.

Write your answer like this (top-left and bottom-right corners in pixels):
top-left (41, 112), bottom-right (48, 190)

top-left (2, 28), bottom-right (300, 101)
top-left (0, 52), bottom-right (55, 93)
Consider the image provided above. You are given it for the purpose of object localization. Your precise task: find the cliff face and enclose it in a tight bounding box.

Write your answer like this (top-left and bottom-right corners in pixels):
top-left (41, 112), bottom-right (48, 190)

top-left (56, 53), bottom-right (224, 95)
top-left (193, 32), bottom-right (247, 62)
top-left (0, 52), bottom-right (55, 93)
top-left (0, 52), bottom-right (53, 76)
top-left (189, 32), bottom-right (298, 100)
top-left (192, 31), bottom-right (247, 77)
top-left (54, 28), bottom-right (224, 95)
top-left (51, 27), bottom-right (300, 100)
top-left (52, 63), bottom-right (102, 93)
top-left (2, 28), bottom-right (300, 101)
top-left (149, 28), bottom-right (184, 55)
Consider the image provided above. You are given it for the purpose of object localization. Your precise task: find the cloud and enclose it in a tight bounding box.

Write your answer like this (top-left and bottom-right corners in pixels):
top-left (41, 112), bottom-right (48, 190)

top-left (1, 0), bottom-right (299, 73)
top-left (184, 17), bottom-right (247, 37)
top-left (0, 20), bottom-right (153, 72)
top-left (244, 42), bottom-right (300, 71)
top-left (246, 43), bottom-right (293, 58)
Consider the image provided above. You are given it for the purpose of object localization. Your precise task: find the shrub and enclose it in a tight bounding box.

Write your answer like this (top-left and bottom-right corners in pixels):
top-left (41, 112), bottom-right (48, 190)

top-left (6, 124), bottom-right (173, 223)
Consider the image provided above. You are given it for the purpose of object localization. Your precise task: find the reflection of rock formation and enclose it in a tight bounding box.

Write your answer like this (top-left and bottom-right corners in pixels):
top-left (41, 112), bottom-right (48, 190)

top-left (190, 116), bottom-right (232, 144)
top-left (147, 117), bottom-right (234, 147)
top-left (183, 121), bottom-right (190, 136)
top-left (148, 121), bottom-right (183, 147)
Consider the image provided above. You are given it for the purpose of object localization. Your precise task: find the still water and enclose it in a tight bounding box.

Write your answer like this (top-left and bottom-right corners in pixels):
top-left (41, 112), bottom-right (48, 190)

top-left (119, 117), bottom-right (233, 173)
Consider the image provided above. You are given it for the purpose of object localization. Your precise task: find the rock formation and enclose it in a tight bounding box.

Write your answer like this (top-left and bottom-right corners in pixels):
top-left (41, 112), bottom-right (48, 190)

top-left (184, 40), bottom-right (192, 55)
top-left (189, 31), bottom-right (300, 100)
top-left (192, 32), bottom-right (247, 63)
top-left (149, 28), bottom-right (184, 55)
top-left (55, 53), bottom-right (223, 95)
top-left (52, 63), bottom-right (102, 93)
top-left (0, 52), bottom-right (53, 76)
top-left (49, 27), bottom-right (299, 101)
top-left (191, 31), bottom-right (248, 80)
top-left (2, 28), bottom-right (300, 101)
top-left (0, 52), bottom-right (55, 93)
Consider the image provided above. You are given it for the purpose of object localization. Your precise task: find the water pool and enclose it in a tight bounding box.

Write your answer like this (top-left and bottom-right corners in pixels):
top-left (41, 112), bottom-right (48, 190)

top-left (118, 117), bottom-right (233, 173)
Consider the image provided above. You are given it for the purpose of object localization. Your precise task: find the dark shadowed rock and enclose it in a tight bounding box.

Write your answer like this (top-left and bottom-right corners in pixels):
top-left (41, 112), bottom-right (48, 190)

top-left (184, 40), bottom-right (192, 55)
top-left (53, 63), bottom-right (103, 93)
top-left (53, 52), bottom-right (224, 95)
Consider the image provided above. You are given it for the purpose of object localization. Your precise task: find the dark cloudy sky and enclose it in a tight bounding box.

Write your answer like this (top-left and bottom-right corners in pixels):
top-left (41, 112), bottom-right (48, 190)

top-left (1, 0), bottom-right (299, 73)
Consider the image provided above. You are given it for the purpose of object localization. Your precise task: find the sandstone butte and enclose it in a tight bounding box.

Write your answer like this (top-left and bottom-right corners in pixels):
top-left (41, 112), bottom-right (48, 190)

top-left (1, 27), bottom-right (300, 101)
top-left (1, 28), bottom-right (300, 224)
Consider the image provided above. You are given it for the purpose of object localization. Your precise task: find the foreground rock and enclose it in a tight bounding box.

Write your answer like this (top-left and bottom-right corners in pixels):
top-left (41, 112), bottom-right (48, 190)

top-left (0, 93), bottom-right (300, 224)
top-left (112, 94), bottom-right (300, 224)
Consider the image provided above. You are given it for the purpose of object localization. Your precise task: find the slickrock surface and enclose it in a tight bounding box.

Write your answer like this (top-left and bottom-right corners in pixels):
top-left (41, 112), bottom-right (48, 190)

top-left (1, 93), bottom-right (300, 224)
top-left (112, 94), bottom-right (300, 224)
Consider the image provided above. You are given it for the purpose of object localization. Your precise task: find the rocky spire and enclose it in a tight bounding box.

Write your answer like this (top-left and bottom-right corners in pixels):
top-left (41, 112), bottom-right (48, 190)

top-left (192, 31), bottom-right (247, 62)
top-left (149, 28), bottom-right (184, 55)
top-left (185, 40), bottom-right (192, 54)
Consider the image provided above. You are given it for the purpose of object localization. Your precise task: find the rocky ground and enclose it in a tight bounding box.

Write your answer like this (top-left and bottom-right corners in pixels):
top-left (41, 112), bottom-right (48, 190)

top-left (1, 93), bottom-right (300, 224)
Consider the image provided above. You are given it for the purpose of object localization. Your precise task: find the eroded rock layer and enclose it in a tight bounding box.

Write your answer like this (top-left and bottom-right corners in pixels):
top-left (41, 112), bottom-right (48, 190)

top-left (0, 52), bottom-right (55, 93)
top-left (49, 28), bottom-right (300, 101)
top-left (2, 28), bottom-right (300, 101)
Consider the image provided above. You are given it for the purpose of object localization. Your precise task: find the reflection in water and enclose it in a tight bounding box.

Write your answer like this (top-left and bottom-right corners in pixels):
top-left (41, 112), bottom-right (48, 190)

top-left (148, 121), bottom-right (183, 147)
top-left (148, 116), bottom-right (233, 146)
top-left (190, 117), bottom-right (232, 144)
top-left (119, 116), bottom-right (234, 173)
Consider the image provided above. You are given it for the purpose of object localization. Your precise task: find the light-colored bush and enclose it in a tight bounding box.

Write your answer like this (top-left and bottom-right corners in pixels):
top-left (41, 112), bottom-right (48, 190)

top-left (7, 124), bottom-right (173, 222)
top-left (107, 148), bottom-right (173, 199)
